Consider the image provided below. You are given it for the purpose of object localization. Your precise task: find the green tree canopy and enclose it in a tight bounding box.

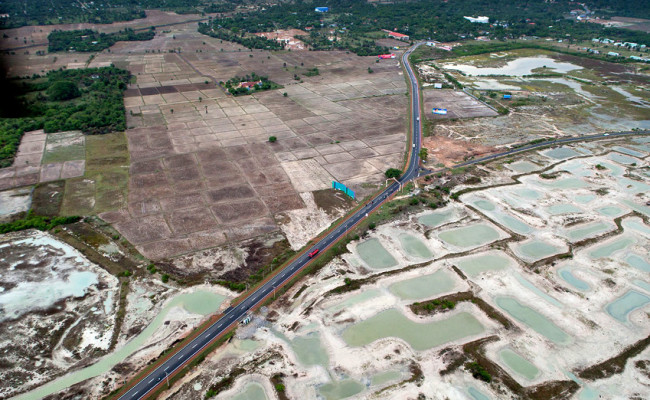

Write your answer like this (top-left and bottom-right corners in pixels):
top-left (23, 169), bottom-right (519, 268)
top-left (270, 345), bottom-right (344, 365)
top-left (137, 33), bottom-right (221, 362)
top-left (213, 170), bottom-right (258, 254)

top-left (46, 80), bottom-right (80, 101)
top-left (385, 168), bottom-right (402, 179)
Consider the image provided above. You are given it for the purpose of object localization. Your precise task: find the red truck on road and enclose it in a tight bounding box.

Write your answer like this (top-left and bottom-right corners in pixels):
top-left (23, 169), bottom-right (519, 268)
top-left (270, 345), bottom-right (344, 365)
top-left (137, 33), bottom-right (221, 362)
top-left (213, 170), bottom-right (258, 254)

top-left (308, 249), bottom-right (320, 258)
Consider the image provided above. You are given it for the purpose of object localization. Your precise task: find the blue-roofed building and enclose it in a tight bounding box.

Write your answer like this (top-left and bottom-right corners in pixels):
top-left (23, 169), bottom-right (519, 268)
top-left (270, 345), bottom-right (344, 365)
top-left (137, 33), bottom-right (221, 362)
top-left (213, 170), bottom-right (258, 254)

top-left (315, 7), bottom-right (329, 13)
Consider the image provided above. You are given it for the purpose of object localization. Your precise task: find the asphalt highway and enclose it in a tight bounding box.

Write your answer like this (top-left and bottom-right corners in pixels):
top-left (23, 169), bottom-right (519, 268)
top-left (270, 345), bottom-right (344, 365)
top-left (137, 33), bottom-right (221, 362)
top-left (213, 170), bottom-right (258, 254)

top-left (117, 42), bottom-right (647, 399)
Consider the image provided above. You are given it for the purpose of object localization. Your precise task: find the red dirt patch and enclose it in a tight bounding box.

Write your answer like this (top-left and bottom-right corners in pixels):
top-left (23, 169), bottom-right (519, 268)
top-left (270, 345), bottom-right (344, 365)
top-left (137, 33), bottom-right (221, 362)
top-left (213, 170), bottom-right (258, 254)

top-left (423, 135), bottom-right (496, 167)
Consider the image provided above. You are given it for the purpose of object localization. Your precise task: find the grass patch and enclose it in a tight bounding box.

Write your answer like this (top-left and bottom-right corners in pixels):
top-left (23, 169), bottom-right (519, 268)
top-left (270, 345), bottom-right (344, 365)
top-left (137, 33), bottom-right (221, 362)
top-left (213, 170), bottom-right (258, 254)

top-left (60, 131), bottom-right (129, 216)
top-left (31, 180), bottom-right (65, 216)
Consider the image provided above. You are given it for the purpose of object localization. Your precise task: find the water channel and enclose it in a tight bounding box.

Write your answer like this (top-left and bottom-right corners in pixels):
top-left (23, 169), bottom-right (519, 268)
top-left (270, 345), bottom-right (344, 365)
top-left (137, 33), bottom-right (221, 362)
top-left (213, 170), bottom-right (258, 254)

top-left (16, 290), bottom-right (227, 400)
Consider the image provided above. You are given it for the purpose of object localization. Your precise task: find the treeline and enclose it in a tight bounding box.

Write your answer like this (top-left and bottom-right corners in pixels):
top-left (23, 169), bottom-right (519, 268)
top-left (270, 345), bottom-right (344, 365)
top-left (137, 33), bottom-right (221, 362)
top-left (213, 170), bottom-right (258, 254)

top-left (588, 0), bottom-right (650, 19)
top-left (197, 24), bottom-right (284, 50)
top-left (0, 67), bottom-right (130, 167)
top-left (296, 32), bottom-right (390, 56)
top-left (0, 0), bottom-right (237, 29)
top-left (451, 41), bottom-right (642, 64)
top-left (200, 0), bottom-right (649, 48)
top-left (48, 28), bottom-right (155, 52)
top-left (0, 211), bottom-right (81, 234)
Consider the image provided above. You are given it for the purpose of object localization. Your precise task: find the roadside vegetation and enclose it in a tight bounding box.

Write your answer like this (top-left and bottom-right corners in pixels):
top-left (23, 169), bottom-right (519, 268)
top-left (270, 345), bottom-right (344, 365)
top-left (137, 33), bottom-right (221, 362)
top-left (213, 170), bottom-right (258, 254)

top-left (0, 66), bottom-right (130, 167)
top-left (48, 28), bottom-right (155, 52)
top-left (0, 0), bottom-right (235, 28)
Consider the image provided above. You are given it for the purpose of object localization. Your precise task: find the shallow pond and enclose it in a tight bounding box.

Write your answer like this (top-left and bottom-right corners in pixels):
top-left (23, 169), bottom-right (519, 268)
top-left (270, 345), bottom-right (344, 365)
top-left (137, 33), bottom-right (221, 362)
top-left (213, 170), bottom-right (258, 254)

top-left (495, 297), bottom-right (570, 344)
top-left (543, 147), bottom-right (581, 160)
top-left (546, 203), bottom-right (582, 215)
top-left (588, 236), bottom-right (635, 259)
top-left (472, 198), bottom-right (496, 211)
top-left (634, 280), bottom-right (650, 293)
top-left (605, 290), bottom-right (650, 323)
top-left (499, 348), bottom-right (540, 380)
top-left (511, 240), bottom-right (564, 262)
top-left (468, 386), bottom-right (491, 400)
top-left (617, 177), bottom-right (650, 195)
top-left (539, 177), bottom-right (589, 190)
top-left (327, 289), bottom-right (382, 313)
top-left (621, 199), bottom-right (650, 218)
top-left (623, 217), bottom-right (650, 236)
top-left (596, 205), bottom-right (624, 217)
top-left (574, 194), bottom-right (596, 204)
top-left (444, 56), bottom-right (580, 76)
top-left (565, 221), bottom-right (613, 242)
top-left (493, 213), bottom-right (533, 235)
top-left (230, 382), bottom-right (268, 400)
top-left (16, 290), bottom-right (226, 400)
top-left (289, 332), bottom-right (329, 368)
top-left (558, 268), bottom-right (590, 291)
top-left (438, 223), bottom-right (501, 249)
top-left (611, 146), bottom-right (646, 158)
top-left (398, 233), bottom-right (433, 259)
top-left (418, 209), bottom-right (456, 228)
top-left (514, 272), bottom-right (562, 308)
top-left (318, 379), bottom-right (364, 400)
top-left (370, 370), bottom-right (402, 386)
top-left (455, 252), bottom-right (511, 276)
top-left (510, 188), bottom-right (543, 200)
top-left (506, 161), bottom-right (541, 173)
top-left (0, 271), bottom-right (98, 321)
top-left (388, 269), bottom-right (456, 300)
top-left (356, 238), bottom-right (397, 269)
top-left (595, 161), bottom-right (624, 176)
top-left (342, 309), bottom-right (484, 351)
top-left (607, 152), bottom-right (639, 165)
top-left (626, 254), bottom-right (650, 273)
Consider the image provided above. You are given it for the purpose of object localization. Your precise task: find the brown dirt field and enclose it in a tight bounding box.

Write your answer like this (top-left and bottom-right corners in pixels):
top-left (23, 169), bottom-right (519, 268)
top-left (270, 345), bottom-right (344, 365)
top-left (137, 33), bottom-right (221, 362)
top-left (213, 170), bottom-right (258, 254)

top-left (313, 188), bottom-right (356, 215)
top-left (0, 21), bottom-right (413, 260)
top-left (423, 89), bottom-right (498, 119)
top-left (423, 135), bottom-right (497, 167)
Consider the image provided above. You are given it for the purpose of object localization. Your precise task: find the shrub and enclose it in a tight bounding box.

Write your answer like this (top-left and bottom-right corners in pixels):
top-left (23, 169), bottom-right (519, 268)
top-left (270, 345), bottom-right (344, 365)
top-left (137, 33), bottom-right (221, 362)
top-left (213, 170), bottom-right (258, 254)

top-left (47, 80), bottom-right (80, 101)
top-left (269, 136), bottom-right (277, 143)
top-left (385, 168), bottom-right (401, 179)
top-left (161, 274), bottom-right (170, 283)
top-left (466, 362), bottom-right (491, 383)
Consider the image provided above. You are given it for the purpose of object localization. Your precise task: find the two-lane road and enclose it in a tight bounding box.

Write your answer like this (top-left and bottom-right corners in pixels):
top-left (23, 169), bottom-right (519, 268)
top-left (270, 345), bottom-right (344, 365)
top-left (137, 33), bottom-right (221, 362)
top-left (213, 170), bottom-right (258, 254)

top-left (117, 43), bottom-right (426, 400)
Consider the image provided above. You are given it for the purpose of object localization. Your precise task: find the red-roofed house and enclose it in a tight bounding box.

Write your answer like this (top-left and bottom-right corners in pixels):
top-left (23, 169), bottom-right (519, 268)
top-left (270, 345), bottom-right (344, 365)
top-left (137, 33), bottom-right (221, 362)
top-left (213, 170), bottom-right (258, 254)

top-left (239, 81), bottom-right (262, 90)
top-left (382, 29), bottom-right (410, 41)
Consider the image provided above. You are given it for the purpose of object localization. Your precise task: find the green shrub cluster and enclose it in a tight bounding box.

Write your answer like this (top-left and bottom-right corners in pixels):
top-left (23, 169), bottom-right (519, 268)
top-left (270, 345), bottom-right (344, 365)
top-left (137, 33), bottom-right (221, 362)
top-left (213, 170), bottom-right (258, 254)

top-left (198, 25), bottom-right (284, 50)
top-left (215, 280), bottom-right (246, 292)
top-left (48, 28), bottom-right (155, 52)
top-left (222, 73), bottom-right (281, 96)
top-left (0, 210), bottom-right (81, 234)
top-left (466, 362), bottom-right (492, 382)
